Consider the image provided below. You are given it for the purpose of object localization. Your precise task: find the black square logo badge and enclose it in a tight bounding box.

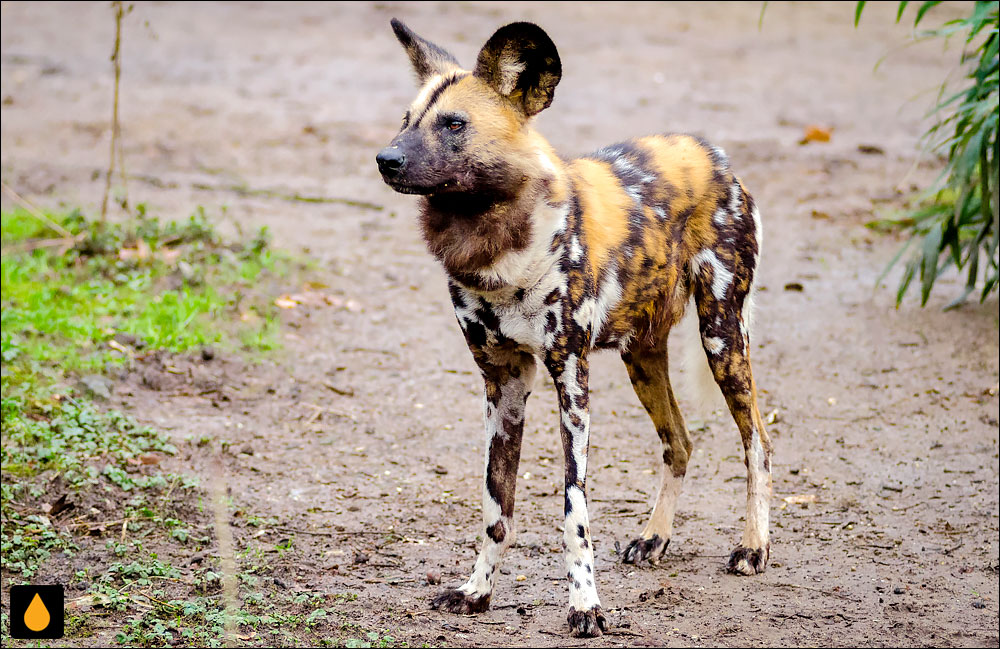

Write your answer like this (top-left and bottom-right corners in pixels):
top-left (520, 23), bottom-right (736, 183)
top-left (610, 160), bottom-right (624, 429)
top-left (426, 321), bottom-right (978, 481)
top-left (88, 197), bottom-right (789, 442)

top-left (9, 584), bottom-right (64, 639)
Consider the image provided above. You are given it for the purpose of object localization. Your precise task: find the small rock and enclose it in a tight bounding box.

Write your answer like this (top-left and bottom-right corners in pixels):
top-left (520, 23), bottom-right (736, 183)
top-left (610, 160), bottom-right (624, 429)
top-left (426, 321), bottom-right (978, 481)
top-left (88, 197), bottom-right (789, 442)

top-left (426, 570), bottom-right (441, 585)
top-left (75, 374), bottom-right (113, 401)
top-left (972, 599), bottom-right (986, 609)
top-left (239, 443), bottom-right (254, 456)
top-left (178, 260), bottom-right (195, 280)
top-left (893, 586), bottom-right (905, 595)
top-left (201, 347), bottom-right (215, 362)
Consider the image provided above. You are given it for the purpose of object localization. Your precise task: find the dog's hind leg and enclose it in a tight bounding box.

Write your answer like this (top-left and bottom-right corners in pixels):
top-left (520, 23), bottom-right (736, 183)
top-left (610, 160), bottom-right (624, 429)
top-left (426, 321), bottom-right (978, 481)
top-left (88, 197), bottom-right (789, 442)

top-left (691, 181), bottom-right (772, 575)
top-left (431, 350), bottom-right (535, 613)
top-left (619, 341), bottom-right (692, 565)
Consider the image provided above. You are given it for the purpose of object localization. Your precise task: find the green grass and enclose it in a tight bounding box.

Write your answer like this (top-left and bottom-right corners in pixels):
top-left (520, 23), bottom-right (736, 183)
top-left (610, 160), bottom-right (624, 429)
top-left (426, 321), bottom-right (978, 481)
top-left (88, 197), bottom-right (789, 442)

top-left (1, 207), bottom-right (394, 646)
top-left (1, 207), bottom-right (285, 403)
top-left (1, 206), bottom-right (292, 642)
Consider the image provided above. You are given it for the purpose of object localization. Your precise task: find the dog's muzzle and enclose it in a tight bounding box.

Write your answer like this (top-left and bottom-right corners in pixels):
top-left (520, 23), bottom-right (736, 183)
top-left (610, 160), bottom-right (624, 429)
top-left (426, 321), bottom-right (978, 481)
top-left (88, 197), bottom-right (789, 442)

top-left (376, 146), bottom-right (406, 178)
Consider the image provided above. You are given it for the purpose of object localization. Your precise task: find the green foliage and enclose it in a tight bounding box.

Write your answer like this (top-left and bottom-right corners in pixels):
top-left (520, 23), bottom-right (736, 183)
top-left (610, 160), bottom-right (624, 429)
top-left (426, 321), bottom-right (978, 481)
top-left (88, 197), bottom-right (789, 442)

top-left (1, 207), bottom-right (285, 403)
top-left (860, 1), bottom-right (999, 307)
top-left (1, 206), bottom-right (289, 588)
top-left (0, 398), bottom-right (202, 579)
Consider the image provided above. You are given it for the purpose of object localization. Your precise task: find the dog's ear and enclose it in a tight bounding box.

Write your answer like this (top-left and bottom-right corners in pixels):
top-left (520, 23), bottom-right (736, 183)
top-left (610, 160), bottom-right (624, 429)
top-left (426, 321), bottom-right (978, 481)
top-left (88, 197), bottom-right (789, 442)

top-left (391, 18), bottom-right (461, 84)
top-left (473, 22), bottom-right (561, 117)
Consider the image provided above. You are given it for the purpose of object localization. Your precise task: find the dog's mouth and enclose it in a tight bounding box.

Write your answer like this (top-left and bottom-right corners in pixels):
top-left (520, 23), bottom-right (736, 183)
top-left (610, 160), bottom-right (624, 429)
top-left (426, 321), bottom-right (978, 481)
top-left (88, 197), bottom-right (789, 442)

top-left (384, 178), bottom-right (459, 196)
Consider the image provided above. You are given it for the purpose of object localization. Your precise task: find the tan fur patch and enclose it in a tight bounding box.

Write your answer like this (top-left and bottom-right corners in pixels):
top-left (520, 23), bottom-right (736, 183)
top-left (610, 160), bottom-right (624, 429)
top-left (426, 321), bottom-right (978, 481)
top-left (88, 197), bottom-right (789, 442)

top-left (570, 158), bottom-right (633, 279)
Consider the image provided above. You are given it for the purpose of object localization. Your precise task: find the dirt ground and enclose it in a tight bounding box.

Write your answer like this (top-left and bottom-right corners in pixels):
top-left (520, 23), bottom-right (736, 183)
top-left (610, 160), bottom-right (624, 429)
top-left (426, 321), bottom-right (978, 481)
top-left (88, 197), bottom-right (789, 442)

top-left (2, 1), bottom-right (999, 646)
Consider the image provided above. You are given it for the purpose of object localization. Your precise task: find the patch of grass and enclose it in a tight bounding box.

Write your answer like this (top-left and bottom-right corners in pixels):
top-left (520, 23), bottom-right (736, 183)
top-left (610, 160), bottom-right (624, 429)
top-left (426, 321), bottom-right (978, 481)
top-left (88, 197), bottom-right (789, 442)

top-left (0, 399), bottom-right (191, 579)
top-left (1, 205), bottom-right (295, 645)
top-left (1, 206), bottom-right (286, 403)
top-left (106, 587), bottom-right (356, 647)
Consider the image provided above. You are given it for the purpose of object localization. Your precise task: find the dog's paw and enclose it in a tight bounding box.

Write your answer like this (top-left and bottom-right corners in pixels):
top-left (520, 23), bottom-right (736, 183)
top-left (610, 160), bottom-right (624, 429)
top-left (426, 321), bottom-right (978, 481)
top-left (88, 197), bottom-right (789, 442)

top-left (727, 545), bottom-right (769, 575)
top-left (620, 534), bottom-right (667, 565)
top-left (430, 588), bottom-right (491, 614)
top-left (567, 605), bottom-right (608, 637)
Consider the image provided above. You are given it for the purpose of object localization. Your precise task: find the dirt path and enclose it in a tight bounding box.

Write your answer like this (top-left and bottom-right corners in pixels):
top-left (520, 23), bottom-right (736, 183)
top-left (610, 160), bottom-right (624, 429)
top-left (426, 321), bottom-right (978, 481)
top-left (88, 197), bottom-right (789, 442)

top-left (2, 2), bottom-right (998, 646)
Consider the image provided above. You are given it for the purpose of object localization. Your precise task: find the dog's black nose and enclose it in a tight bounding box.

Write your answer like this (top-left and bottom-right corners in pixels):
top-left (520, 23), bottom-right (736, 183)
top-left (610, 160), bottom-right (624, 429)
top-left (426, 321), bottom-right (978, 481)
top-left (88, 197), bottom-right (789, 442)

top-left (376, 147), bottom-right (406, 176)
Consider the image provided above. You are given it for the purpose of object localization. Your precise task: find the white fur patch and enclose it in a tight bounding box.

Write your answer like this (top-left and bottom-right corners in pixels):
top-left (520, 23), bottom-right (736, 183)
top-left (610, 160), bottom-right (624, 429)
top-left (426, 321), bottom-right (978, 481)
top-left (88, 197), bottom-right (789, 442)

top-left (590, 267), bottom-right (622, 342)
top-left (642, 472), bottom-right (684, 541)
top-left (413, 73), bottom-right (445, 110)
top-left (497, 51), bottom-right (526, 96)
top-left (703, 336), bottom-right (725, 355)
top-left (742, 427), bottom-right (771, 549)
top-left (691, 249), bottom-right (734, 301)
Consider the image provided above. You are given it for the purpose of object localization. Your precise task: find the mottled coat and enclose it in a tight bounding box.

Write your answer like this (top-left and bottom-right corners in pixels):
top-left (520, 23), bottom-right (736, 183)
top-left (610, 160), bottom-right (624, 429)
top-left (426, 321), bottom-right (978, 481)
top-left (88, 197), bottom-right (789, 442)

top-left (376, 19), bottom-right (772, 638)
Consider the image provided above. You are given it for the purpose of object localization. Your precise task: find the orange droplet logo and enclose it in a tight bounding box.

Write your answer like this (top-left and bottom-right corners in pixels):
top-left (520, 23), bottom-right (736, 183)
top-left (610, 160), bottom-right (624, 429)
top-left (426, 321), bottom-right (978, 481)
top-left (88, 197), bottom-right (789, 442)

top-left (24, 592), bottom-right (51, 632)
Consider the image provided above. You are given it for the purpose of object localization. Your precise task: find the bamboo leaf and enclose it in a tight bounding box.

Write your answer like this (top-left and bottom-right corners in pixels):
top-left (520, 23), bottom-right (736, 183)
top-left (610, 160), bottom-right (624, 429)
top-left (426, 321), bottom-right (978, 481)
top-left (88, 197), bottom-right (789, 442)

top-left (897, 261), bottom-right (917, 306)
top-left (896, 1), bottom-right (910, 23)
top-left (919, 221), bottom-right (943, 305)
top-left (914, 1), bottom-right (941, 27)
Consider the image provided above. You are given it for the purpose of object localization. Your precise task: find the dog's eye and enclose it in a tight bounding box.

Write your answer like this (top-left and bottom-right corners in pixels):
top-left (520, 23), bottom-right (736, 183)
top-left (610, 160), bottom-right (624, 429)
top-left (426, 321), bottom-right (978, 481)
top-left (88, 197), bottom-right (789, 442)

top-left (447, 120), bottom-right (465, 131)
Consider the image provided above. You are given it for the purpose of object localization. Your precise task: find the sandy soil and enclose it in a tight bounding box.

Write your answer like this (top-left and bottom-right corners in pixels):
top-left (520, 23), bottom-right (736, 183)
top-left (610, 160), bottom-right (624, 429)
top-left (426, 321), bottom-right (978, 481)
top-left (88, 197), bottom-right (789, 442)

top-left (2, 1), bottom-right (998, 646)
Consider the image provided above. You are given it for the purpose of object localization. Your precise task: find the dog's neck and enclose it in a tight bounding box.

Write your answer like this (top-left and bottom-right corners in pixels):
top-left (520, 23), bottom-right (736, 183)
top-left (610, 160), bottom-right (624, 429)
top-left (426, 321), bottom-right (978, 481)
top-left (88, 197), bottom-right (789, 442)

top-left (419, 144), bottom-right (570, 295)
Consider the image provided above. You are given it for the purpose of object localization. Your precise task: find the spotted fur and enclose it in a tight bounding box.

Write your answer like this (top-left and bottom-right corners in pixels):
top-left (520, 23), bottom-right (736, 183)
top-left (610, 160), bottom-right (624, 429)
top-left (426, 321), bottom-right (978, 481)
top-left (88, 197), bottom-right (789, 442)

top-left (377, 19), bottom-right (773, 639)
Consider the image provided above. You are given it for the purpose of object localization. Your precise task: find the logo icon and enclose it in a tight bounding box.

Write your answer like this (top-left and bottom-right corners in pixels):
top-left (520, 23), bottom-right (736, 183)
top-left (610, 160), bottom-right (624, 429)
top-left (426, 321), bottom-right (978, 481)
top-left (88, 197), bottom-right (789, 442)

top-left (10, 584), bottom-right (64, 639)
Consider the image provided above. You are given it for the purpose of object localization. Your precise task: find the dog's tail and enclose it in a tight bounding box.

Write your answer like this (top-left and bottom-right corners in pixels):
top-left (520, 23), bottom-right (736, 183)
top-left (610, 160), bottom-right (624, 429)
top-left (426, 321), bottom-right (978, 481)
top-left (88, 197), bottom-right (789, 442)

top-left (671, 294), bottom-right (753, 418)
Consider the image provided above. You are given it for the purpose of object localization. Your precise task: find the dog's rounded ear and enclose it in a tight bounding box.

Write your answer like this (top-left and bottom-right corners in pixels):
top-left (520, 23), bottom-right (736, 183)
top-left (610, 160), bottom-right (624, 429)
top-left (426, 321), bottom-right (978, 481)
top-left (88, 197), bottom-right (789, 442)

top-left (473, 22), bottom-right (561, 118)
top-left (391, 18), bottom-right (461, 84)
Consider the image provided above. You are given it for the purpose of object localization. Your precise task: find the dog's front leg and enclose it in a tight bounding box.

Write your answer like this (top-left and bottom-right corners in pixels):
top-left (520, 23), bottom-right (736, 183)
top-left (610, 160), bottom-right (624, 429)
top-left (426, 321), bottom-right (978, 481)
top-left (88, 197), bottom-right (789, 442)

top-left (431, 351), bottom-right (536, 614)
top-left (547, 350), bottom-right (607, 637)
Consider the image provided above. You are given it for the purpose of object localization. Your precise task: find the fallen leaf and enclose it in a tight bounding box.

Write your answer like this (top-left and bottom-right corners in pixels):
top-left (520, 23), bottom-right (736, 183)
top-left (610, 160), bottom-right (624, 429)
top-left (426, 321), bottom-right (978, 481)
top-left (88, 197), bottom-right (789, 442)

top-left (66, 593), bottom-right (112, 612)
top-left (108, 339), bottom-right (131, 355)
top-left (783, 494), bottom-right (817, 505)
top-left (784, 282), bottom-right (804, 292)
top-left (857, 144), bottom-right (885, 155)
top-left (47, 493), bottom-right (73, 517)
top-left (139, 454), bottom-right (161, 465)
top-left (274, 296), bottom-right (298, 309)
top-left (799, 125), bottom-right (832, 145)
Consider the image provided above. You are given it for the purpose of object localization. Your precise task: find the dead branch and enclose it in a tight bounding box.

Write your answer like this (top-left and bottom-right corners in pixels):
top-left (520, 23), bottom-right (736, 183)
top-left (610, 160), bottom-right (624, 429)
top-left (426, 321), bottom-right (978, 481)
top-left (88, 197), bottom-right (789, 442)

top-left (101, 1), bottom-right (127, 220)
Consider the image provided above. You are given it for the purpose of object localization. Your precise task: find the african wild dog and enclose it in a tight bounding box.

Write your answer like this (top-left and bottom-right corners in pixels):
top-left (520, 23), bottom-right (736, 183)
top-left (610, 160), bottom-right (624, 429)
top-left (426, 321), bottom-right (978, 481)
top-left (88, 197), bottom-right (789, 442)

top-left (376, 19), bottom-right (772, 638)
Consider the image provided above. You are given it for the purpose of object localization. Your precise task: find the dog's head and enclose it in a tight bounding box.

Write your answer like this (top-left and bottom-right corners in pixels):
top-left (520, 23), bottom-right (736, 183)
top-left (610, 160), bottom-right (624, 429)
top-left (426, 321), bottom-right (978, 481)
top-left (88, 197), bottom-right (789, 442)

top-left (376, 19), bottom-right (562, 200)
